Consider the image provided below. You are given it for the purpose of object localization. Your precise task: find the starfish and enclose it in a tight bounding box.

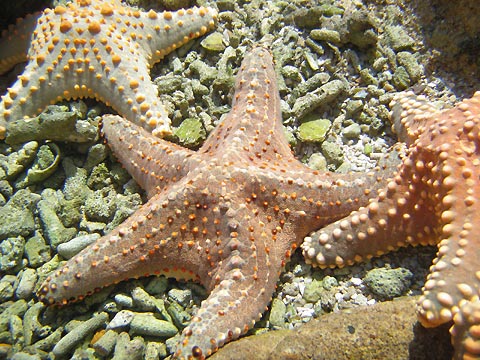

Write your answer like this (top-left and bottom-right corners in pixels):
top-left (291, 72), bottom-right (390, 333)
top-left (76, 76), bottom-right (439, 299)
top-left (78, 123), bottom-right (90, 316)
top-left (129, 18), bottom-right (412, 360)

top-left (302, 91), bottom-right (480, 359)
top-left (0, 0), bottom-right (217, 140)
top-left (37, 47), bottom-right (396, 359)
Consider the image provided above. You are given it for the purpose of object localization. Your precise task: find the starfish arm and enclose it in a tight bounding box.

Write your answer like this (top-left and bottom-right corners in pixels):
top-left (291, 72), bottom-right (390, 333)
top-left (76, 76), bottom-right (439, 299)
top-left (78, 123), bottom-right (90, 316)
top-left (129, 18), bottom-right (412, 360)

top-left (173, 206), bottom-right (288, 360)
top-left (200, 47), bottom-right (293, 161)
top-left (248, 145), bottom-right (401, 240)
top-left (102, 115), bottom-right (197, 197)
top-left (0, 12), bottom-right (39, 74)
top-left (137, 6), bottom-right (217, 66)
top-left (451, 301), bottom-right (480, 360)
top-left (301, 152), bottom-right (438, 268)
top-left (36, 182), bottom-right (226, 305)
top-left (416, 191), bottom-right (480, 331)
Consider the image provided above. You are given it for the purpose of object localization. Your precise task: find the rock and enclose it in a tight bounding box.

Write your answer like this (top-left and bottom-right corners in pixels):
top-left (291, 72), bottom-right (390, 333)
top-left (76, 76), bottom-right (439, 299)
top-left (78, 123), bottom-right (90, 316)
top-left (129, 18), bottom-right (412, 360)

top-left (310, 29), bottom-right (341, 44)
top-left (173, 118), bottom-right (207, 148)
top-left (321, 141), bottom-right (344, 167)
top-left (6, 105), bottom-right (98, 145)
top-left (201, 32), bottom-right (226, 51)
top-left (56, 233), bottom-right (100, 259)
top-left (112, 332), bottom-right (145, 360)
top-left (168, 288), bottom-right (192, 308)
top-left (0, 189), bottom-right (37, 240)
top-left (107, 310), bottom-right (135, 331)
top-left (129, 313), bottom-right (178, 337)
top-left (292, 80), bottom-right (346, 120)
top-left (396, 51), bottom-right (423, 83)
top-left (0, 236), bottom-right (25, 271)
top-left (268, 298), bottom-right (287, 329)
top-left (0, 300), bottom-right (28, 333)
top-left (392, 66), bottom-right (411, 90)
top-left (306, 153), bottom-right (327, 171)
top-left (37, 192), bottom-right (77, 248)
top-left (210, 297), bottom-right (452, 360)
top-left (15, 143), bottom-right (61, 189)
top-left (342, 123), bottom-right (361, 139)
top-left (303, 280), bottom-right (325, 303)
top-left (384, 25), bottom-right (415, 51)
top-left (0, 275), bottom-right (15, 302)
top-left (364, 267), bottom-right (413, 299)
top-left (15, 268), bottom-right (37, 300)
top-left (52, 312), bottom-right (109, 358)
top-left (297, 118), bottom-right (331, 143)
top-left (92, 329), bottom-right (118, 357)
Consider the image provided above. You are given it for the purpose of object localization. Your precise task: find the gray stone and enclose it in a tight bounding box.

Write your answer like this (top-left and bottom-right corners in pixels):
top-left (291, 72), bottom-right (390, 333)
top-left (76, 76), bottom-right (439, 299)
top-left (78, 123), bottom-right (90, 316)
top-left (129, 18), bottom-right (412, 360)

top-left (57, 233), bottom-right (100, 259)
top-left (24, 233), bottom-right (51, 268)
top-left (92, 329), bottom-right (118, 357)
top-left (129, 313), bottom-right (178, 337)
top-left (0, 236), bottom-right (25, 271)
top-left (15, 268), bottom-right (37, 300)
top-left (268, 298), bottom-right (287, 329)
top-left (52, 312), bottom-right (108, 357)
top-left (364, 267), bottom-right (413, 299)
top-left (168, 288), bottom-right (192, 307)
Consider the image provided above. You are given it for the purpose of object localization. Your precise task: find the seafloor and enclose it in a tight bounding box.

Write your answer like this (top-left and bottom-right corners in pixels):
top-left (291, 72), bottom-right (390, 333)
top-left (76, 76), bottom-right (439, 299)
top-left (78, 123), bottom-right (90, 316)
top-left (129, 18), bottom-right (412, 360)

top-left (0, 0), bottom-right (479, 359)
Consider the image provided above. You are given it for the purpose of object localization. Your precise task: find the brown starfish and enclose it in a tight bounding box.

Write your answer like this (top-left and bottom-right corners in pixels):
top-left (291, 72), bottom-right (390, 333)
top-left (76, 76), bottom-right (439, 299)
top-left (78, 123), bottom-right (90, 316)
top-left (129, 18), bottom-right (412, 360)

top-left (0, 0), bottom-right (217, 139)
top-left (37, 47), bottom-right (396, 359)
top-left (302, 91), bottom-right (480, 359)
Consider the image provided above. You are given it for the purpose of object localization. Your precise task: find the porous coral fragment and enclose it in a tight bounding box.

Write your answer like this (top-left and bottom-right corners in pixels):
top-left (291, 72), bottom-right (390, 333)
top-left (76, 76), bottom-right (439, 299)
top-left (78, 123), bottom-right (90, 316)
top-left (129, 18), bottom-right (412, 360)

top-left (0, 0), bottom-right (217, 139)
top-left (302, 90), bottom-right (480, 359)
top-left (37, 47), bottom-right (397, 359)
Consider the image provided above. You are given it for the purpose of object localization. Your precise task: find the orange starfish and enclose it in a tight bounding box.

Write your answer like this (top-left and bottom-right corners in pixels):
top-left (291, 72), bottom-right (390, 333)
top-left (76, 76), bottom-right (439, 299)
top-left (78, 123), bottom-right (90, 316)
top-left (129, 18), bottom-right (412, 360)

top-left (303, 91), bottom-right (480, 359)
top-left (37, 47), bottom-right (397, 359)
top-left (0, 0), bottom-right (217, 139)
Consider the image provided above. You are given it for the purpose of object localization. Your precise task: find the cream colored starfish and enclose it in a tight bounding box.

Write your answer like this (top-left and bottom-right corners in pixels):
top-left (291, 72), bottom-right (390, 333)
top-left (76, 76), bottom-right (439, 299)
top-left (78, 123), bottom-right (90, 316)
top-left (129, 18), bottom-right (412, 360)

top-left (0, 0), bottom-right (217, 139)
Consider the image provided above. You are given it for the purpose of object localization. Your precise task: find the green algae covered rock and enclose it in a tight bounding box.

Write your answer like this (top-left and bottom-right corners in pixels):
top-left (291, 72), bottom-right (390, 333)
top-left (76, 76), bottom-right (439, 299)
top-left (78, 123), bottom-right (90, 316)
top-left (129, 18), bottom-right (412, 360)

top-left (174, 118), bottom-right (207, 148)
top-left (297, 119), bottom-right (331, 143)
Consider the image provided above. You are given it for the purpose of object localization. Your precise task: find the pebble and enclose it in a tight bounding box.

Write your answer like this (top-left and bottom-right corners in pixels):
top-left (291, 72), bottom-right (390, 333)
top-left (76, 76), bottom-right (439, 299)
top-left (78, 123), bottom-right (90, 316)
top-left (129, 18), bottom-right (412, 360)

top-left (0, 300), bottom-right (28, 333)
top-left (131, 286), bottom-right (157, 311)
top-left (269, 298), bottom-right (287, 329)
top-left (0, 190), bottom-right (37, 241)
top-left (107, 310), bottom-right (135, 331)
top-left (310, 29), bottom-right (342, 44)
top-left (57, 233), bottom-right (100, 259)
top-left (92, 329), bottom-right (118, 357)
top-left (292, 80), bottom-right (346, 120)
top-left (22, 302), bottom-right (44, 347)
top-left (130, 313), bottom-right (178, 337)
top-left (15, 268), bottom-right (37, 300)
top-left (144, 341), bottom-right (167, 360)
top-left (364, 267), bottom-right (413, 299)
top-left (0, 236), bottom-right (25, 272)
top-left (297, 118), bottom-right (331, 143)
top-left (168, 288), bottom-right (192, 308)
top-left (0, 275), bottom-right (15, 301)
top-left (52, 312), bottom-right (109, 357)
top-left (114, 294), bottom-right (134, 309)
top-left (112, 332), bottom-right (145, 360)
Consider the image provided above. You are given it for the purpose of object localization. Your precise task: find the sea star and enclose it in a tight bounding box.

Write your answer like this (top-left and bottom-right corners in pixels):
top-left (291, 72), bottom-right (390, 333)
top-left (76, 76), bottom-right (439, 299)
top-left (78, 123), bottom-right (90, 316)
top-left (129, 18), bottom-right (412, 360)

top-left (0, 0), bottom-right (217, 140)
top-left (302, 91), bottom-right (480, 359)
top-left (37, 47), bottom-right (397, 359)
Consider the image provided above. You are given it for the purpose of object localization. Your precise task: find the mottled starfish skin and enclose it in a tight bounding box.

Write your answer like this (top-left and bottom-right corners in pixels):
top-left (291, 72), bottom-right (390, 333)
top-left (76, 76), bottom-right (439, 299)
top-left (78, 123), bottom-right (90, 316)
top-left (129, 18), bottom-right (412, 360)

top-left (37, 47), bottom-right (394, 359)
top-left (0, 0), bottom-right (217, 139)
top-left (303, 91), bottom-right (480, 359)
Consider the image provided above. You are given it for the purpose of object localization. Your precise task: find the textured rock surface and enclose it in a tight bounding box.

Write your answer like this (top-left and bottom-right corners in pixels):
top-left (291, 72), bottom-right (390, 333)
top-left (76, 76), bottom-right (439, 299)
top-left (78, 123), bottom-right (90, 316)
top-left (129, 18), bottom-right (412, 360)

top-left (211, 296), bottom-right (452, 360)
